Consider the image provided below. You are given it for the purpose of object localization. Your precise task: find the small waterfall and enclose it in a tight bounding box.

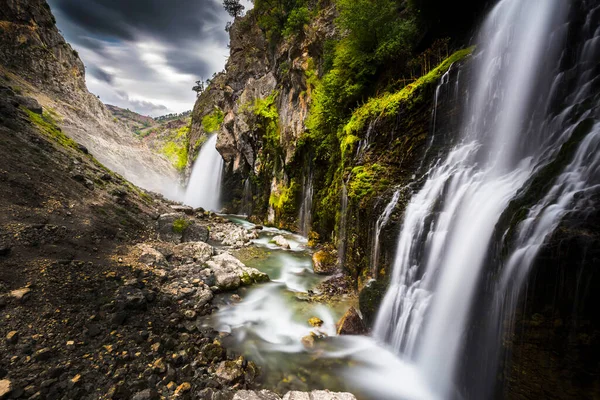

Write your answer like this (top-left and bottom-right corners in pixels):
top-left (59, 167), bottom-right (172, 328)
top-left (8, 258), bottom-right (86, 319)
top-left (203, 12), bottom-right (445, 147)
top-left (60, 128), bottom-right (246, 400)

top-left (239, 178), bottom-right (252, 216)
top-left (337, 182), bottom-right (349, 268)
top-left (370, 189), bottom-right (401, 278)
top-left (372, 0), bottom-right (596, 397)
top-left (184, 134), bottom-right (224, 211)
top-left (298, 166), bottom-right (314, 237)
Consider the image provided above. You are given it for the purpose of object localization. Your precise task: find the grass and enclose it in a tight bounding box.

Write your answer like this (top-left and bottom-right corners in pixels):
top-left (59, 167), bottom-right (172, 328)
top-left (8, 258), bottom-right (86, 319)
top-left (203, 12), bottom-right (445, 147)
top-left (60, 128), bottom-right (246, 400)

top-left (23, 108), bottom-right (80, 151)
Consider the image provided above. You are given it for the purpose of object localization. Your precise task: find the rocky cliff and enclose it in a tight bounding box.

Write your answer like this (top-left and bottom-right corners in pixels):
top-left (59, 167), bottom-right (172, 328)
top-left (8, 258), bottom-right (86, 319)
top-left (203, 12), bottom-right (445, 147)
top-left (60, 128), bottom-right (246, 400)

top-left (0, 0), bottom-right (179, 196)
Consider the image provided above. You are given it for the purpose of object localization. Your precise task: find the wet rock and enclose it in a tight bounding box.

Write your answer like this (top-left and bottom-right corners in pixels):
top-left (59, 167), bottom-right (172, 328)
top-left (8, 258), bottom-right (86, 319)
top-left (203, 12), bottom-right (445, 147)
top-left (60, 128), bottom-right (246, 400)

top-left (308, 317), bottom-right (323, 327)
top-left (337, 307), bottom-right (367, 335)
top-left (137, 244), bottom-right (168, 267)
top-left (215, 361), bottom-right (243, 385)
top-left (173, 242), bottom-right (214, 263)
top-left (0, 379), bottom-right (11, 399)
top-left (301, 335), bottom-right (315, 349)
top-left (5, 331), bottom-right (18, 345)
top-left (10, 287), bottom-right (31, 302)
top-left (283, 391), bottom-right (357, 400)
top-left (312, 249), bottom-right (336, 275)
top-left (358, 280), bottom-right (387, 328)
top-left (183, 223), bottom-right (209, 243)
top-left (271, 235), bottom-right (291, 249)
top-left (174, 382), bottom-right (191, 397)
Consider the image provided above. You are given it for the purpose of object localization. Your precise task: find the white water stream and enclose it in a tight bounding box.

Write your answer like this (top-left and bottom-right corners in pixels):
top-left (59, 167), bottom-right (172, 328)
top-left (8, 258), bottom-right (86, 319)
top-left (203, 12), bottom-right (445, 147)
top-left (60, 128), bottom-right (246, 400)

top-left (184, 134), bottom-right (224, 211)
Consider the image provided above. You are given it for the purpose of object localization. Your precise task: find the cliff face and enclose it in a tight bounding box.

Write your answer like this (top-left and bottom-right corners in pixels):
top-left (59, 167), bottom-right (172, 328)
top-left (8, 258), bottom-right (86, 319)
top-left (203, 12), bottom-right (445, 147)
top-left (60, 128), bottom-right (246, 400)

top-left (0, 0), bottom-right (179, 196)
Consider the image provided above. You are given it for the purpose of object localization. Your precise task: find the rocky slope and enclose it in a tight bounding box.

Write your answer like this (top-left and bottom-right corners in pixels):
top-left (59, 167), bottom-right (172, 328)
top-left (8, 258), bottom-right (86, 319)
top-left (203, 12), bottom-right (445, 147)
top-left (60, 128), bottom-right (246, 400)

top-left (0, 0), bottom-right (179, 196)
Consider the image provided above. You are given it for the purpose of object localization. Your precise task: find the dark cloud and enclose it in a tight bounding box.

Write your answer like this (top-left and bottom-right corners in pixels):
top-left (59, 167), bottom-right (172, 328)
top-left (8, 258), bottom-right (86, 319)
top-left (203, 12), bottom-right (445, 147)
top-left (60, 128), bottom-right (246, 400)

top-left (89, 66), bottom-right (114, 84)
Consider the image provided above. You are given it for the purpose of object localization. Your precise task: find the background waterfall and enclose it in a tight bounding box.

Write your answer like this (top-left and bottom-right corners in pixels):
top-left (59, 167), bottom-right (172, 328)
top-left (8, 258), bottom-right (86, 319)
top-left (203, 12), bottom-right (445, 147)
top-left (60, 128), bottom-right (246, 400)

top-left (184, 134), bottom-right (224, 211)
top-left (372, 0), bottom-right (600, 398)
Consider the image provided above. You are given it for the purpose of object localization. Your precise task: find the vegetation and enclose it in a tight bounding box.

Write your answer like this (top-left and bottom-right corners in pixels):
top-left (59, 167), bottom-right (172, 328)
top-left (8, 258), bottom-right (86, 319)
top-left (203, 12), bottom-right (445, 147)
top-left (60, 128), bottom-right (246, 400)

top-left (161, 125), bottom-right (190, 172)
top-left (172, 218), bottom-right (191, 234)
top-left (23, 108), bottom-right (80, 151)
top-left (201, 109), bottom-right (225, 133)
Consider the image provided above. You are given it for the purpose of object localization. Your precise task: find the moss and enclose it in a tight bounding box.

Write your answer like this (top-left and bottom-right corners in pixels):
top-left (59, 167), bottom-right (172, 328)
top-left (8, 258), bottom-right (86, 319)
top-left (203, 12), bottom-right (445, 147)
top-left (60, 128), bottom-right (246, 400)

top-left (358, 279), bottom-right (388, 328)
top-left (348, 164), bottom-right (386, 202)
top-left (23, 108), bottom-right (80, 151)
top-left (201, 109), bottom-right (224, 133)
top-left (172, 218), bottom-right (191, 234)
top-left (343, 47), bottom-right (475, 137)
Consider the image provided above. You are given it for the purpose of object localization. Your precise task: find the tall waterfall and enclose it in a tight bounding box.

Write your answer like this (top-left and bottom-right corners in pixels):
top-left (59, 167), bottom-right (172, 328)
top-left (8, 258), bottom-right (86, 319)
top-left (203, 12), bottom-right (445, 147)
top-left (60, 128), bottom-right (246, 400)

top-left (184, 134), bottom-right (224, 211)
top-left (373, 0), bottom-right (600, 398)
top-left (298, 166), bottom-right (314, 237)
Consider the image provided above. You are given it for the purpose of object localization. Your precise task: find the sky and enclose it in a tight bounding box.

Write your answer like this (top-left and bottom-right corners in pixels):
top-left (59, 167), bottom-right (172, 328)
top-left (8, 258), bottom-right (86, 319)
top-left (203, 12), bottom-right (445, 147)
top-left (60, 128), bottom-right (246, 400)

top-left (48, 0), bottom-right (251, 117)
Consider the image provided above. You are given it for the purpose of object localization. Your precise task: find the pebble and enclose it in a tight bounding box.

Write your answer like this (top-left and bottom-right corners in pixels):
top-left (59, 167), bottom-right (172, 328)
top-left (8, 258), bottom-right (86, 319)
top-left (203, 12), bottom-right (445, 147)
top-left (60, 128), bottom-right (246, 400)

top-left (0, 379), bottom-right (11, 399)
top-left (5, 331), bottom-right (18, 345)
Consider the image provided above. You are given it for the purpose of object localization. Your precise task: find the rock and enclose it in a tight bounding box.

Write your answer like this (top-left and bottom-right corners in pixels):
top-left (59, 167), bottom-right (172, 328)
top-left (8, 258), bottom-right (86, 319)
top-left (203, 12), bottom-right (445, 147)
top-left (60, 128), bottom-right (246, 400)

top-left (0, 379), bottom-right (12, 399)
top-left (206, 253), bottom-right (268, 291)
top-left (215, 361), bottom-right (244, 385)
top-left (308, 317), bottom-right (323, 327)
top-left (182, 223), bottom-right (209, 243)
top-left (77, 144), bottom-right (89, 154)
top-left (312, 249), bottom-right (336, 275)
top-left (174, 382), bottom-right (191, 397)
top-left (173, 242), bottom-right (214, 263)
top-left (137, 244), bottom-right (168, 267)
top-left (15, 95), bottom-right (42, 114)
top-left (271, 235), bottom-right (291, 249)
top-left (183, 310), bottom-right (197, 320)
top-left (157, 213), bottom-right (187, 243)
top-left (33, 347), bottom-right (53, 361)
top-left (301, 335), bottom-right (315, 349)
top-left (283, 391), bottom-right (356, 400)
top-left (0, 243), bottom-right (10, 256)
top-left (233, 390), bottom-right (281, 400)
top-left (336, 307), bottom-right (367, 335)
top-left (10, 287), bottom-right (31, 302)
top-left (115, 286), bottom-right (147, 310)
top-left (170, 205), bottom-right (194, 215)
top-left (131, 388), bottom-right (159, 400)
top-left (358, 280), bottom-right (387, 328)
top-left (5, 331), bottom-right (18, 345)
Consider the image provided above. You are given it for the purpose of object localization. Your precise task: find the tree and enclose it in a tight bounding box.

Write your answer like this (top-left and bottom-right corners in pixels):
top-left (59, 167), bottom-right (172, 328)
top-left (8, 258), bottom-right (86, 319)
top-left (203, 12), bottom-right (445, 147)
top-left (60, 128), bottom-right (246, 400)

top-left (223, 0), bottom-right (245, 18)
top-left (192, 80), bottom-right (205, 97)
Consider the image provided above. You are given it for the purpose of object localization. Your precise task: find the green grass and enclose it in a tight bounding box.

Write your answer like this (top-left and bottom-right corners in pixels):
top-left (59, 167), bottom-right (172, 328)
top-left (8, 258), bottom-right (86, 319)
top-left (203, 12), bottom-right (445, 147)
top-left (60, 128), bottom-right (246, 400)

top-left (172, 218), bottom-right (191, 234)
top-left (23, 108), bottom-right (80, 151)
top-left (201, 109), bottom-right (224, 133)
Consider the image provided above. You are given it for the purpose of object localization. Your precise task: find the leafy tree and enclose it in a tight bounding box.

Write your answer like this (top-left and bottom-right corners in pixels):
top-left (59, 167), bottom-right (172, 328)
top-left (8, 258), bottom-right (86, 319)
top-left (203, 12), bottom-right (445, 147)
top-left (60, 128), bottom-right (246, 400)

top-left (223, 0), bottom-right (245, 18)
top-left (192, 80), bottom-right (205, 97)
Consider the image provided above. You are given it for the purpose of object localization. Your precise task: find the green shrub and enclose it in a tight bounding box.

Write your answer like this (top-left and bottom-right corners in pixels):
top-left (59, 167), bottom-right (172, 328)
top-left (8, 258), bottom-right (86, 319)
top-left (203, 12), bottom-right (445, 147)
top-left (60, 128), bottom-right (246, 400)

top-left (201, 109), bottom-right (224, 133)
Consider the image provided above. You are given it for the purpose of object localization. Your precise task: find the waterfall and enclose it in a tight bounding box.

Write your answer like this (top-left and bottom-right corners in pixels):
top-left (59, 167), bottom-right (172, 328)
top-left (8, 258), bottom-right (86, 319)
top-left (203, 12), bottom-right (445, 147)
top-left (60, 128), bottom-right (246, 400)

top-left (184, 134), bottom-right (224, 211)
top-left (298, 165), bottom-right (314, 237)
top-left (337, 182), bottom-right (349, 267)
top-left (371, 0), bottom-right (600, 397)
top-left (370, 189), bottom-right (402, 278)
top-left (240, 178), bottom-right (252, 216)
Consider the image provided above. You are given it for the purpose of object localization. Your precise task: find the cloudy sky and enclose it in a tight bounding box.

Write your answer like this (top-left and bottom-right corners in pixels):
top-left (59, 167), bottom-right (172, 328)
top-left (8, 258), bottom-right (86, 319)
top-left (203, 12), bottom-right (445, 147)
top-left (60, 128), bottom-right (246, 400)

top-left (48, 0), bottom-right (250, 116)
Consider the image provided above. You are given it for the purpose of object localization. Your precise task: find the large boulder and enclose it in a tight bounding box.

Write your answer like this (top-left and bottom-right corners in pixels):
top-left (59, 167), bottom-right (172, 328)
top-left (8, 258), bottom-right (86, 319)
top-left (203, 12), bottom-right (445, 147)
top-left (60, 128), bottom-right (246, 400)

top-left (336, 307), bottom-right (367, 335)
top-left (282, 391), bottom-right (357, 400)
top-left (233, 390), bottom-right (281, 400)
top-left (157, 213), bottom-right (209, 243)
top-left (271, 235), bottom-right (291, 249)
top-left (173, 242), bottom-right (214, 263)
top-left (137, 244), bottom-right (168, 267)
top-left (206, 253), bottom-right (268, 291)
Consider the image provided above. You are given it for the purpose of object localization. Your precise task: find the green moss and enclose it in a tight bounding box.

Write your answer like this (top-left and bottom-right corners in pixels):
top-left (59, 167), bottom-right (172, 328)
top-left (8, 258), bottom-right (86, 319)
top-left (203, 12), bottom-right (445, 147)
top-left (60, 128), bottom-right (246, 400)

top-left (172, 218), bottom-right (191, 234)
top-left (269, 181), bottom-right (297, 212)
top-left (348, 164), bottom-right (386, 202)
top-left (344, 47), bottom-right (475, 136)
top-left (201, 109), bottom-right (224, 133)
top-left (23, 108), bottom-right (80, 150)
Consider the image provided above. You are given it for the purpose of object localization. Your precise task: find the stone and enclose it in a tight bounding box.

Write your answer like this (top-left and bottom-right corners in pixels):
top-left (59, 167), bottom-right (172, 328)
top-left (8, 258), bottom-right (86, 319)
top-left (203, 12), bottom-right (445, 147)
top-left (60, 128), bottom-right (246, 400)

top-left (271, 235), bottom-right (291, 249)
top-left (170, 205), bottom-right (195, 215)
top-left (182, 223), bottom-right (209, 243)
top-left (0, 243), bottom-right (10, 256)
top-left (174, 382), bottom-right (191, 397)
top-left (157, 213), bottom-right (187, 243)
top-left (131, 388), bottom-right (159, 400)
top-left (283, 392), bottom-right (356, 400)
top-left (115, 286), bottom-right (147, 310)
top-left (5, 331), bottom-right (18, 345)
top-left (10, 287), bottom-right (31, 302)
top-left (308, 317), bottom-right (323, 327)
top-left (215, 361), bottom-right (244, 384)
top-left (173, 242), bottom-right (214, 263)
top-left (233, 390), bottom-right (281, 400)
top-left (206, 253), bottom-right (268, 291)
top-left (301, 335), bottom-right (315, 349)
top-left (0, 379), bottom-right (12, 399)
top-left (137, 244), bottom-right (168, 267)
top-left (358, 280), bottom-right (387, 328)
top-left (336, 307), bottom-right (367, 335)
top-left (33, 347), bottom-right (53, 361)
top-left (312, 249), bottom-right (336, 275)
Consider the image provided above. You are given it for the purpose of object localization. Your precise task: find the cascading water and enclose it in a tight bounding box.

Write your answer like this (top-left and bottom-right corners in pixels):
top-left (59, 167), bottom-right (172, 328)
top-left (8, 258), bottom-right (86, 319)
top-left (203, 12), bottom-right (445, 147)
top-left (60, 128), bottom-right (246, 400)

top-left (240, 177), bottom-right (252, 216)
top-left (298, 166), bottom-right (314, 237)
top-left (370, 0), bottom-right (600, 398)
top-left (184, 134), bottom-right (224, 211)
top-left (370, 189), bottom-right (402, 278)
top-left (337, 182), bottom-right (349, 267)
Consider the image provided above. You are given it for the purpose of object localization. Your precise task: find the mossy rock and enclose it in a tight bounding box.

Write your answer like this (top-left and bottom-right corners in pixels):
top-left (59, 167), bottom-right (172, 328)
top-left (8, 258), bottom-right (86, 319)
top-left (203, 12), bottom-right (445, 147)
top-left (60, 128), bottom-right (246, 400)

top-left (358, 279), bottom-right (388, 328)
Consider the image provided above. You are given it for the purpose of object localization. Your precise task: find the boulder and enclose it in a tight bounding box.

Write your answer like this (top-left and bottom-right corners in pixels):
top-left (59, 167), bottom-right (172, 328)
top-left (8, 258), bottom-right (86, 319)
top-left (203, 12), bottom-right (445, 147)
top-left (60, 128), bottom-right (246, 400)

top-left (206, 253), bottom-right (268, 291)
top-left (115, 286), bottom-right (147, 311)
top-left (131, 388), bottom-right (159, 400)
top-left (182, 223), bottom-right (209, 243)
top-left (312, 249), bottom-right (336, 275)
top-left (336, 307), bottom-right (367, 335)
top-left (137, 244), bottom-right (168, 267)
top-left (308, 317), bottom-right (323, 327)
top-left (0, 379), bottom-right (12, 400)
top-left (271, 235), bottom-right (291, 249)
top-left (233, 390), bottom-right (281, 400)
top-left (157, 213), bottom-right (187, 243)
top-left (170, 205), bottom-right (194, 215)
top-left (10, 287), bottom-right (31, 302)
top-left (358, 280), bottom-right (388, 328)
top-left (15, 95), bottom-right (42, 114)
top-left (283, 391), bottom-right (356, 400)
top-left (173, 242), bottom-right (214, 263)
top-left (215, 361), bottom-right (244, 385)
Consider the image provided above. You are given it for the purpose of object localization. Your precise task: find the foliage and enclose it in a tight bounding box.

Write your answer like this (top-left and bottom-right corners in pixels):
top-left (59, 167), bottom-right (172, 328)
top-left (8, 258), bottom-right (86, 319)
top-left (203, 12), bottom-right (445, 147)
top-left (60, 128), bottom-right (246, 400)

top-left (23, 108), bottom-right (79, 151)
top-left (252, 0), bottom-right (308, 44)
top-left (282, 6), bottom-right (310, 38)
top-left (348, 164), bottom-right (386, 202)
top-left (223, 0), bottom-right (245, 18)
top-left (252, 91), bottom-right (280, 149)
top-left (202, 109), bottom-right (225, 133)
top-left (161, 124), bottom-right (190, 172)
top-left (172, 218), bottom-right (191, 234)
